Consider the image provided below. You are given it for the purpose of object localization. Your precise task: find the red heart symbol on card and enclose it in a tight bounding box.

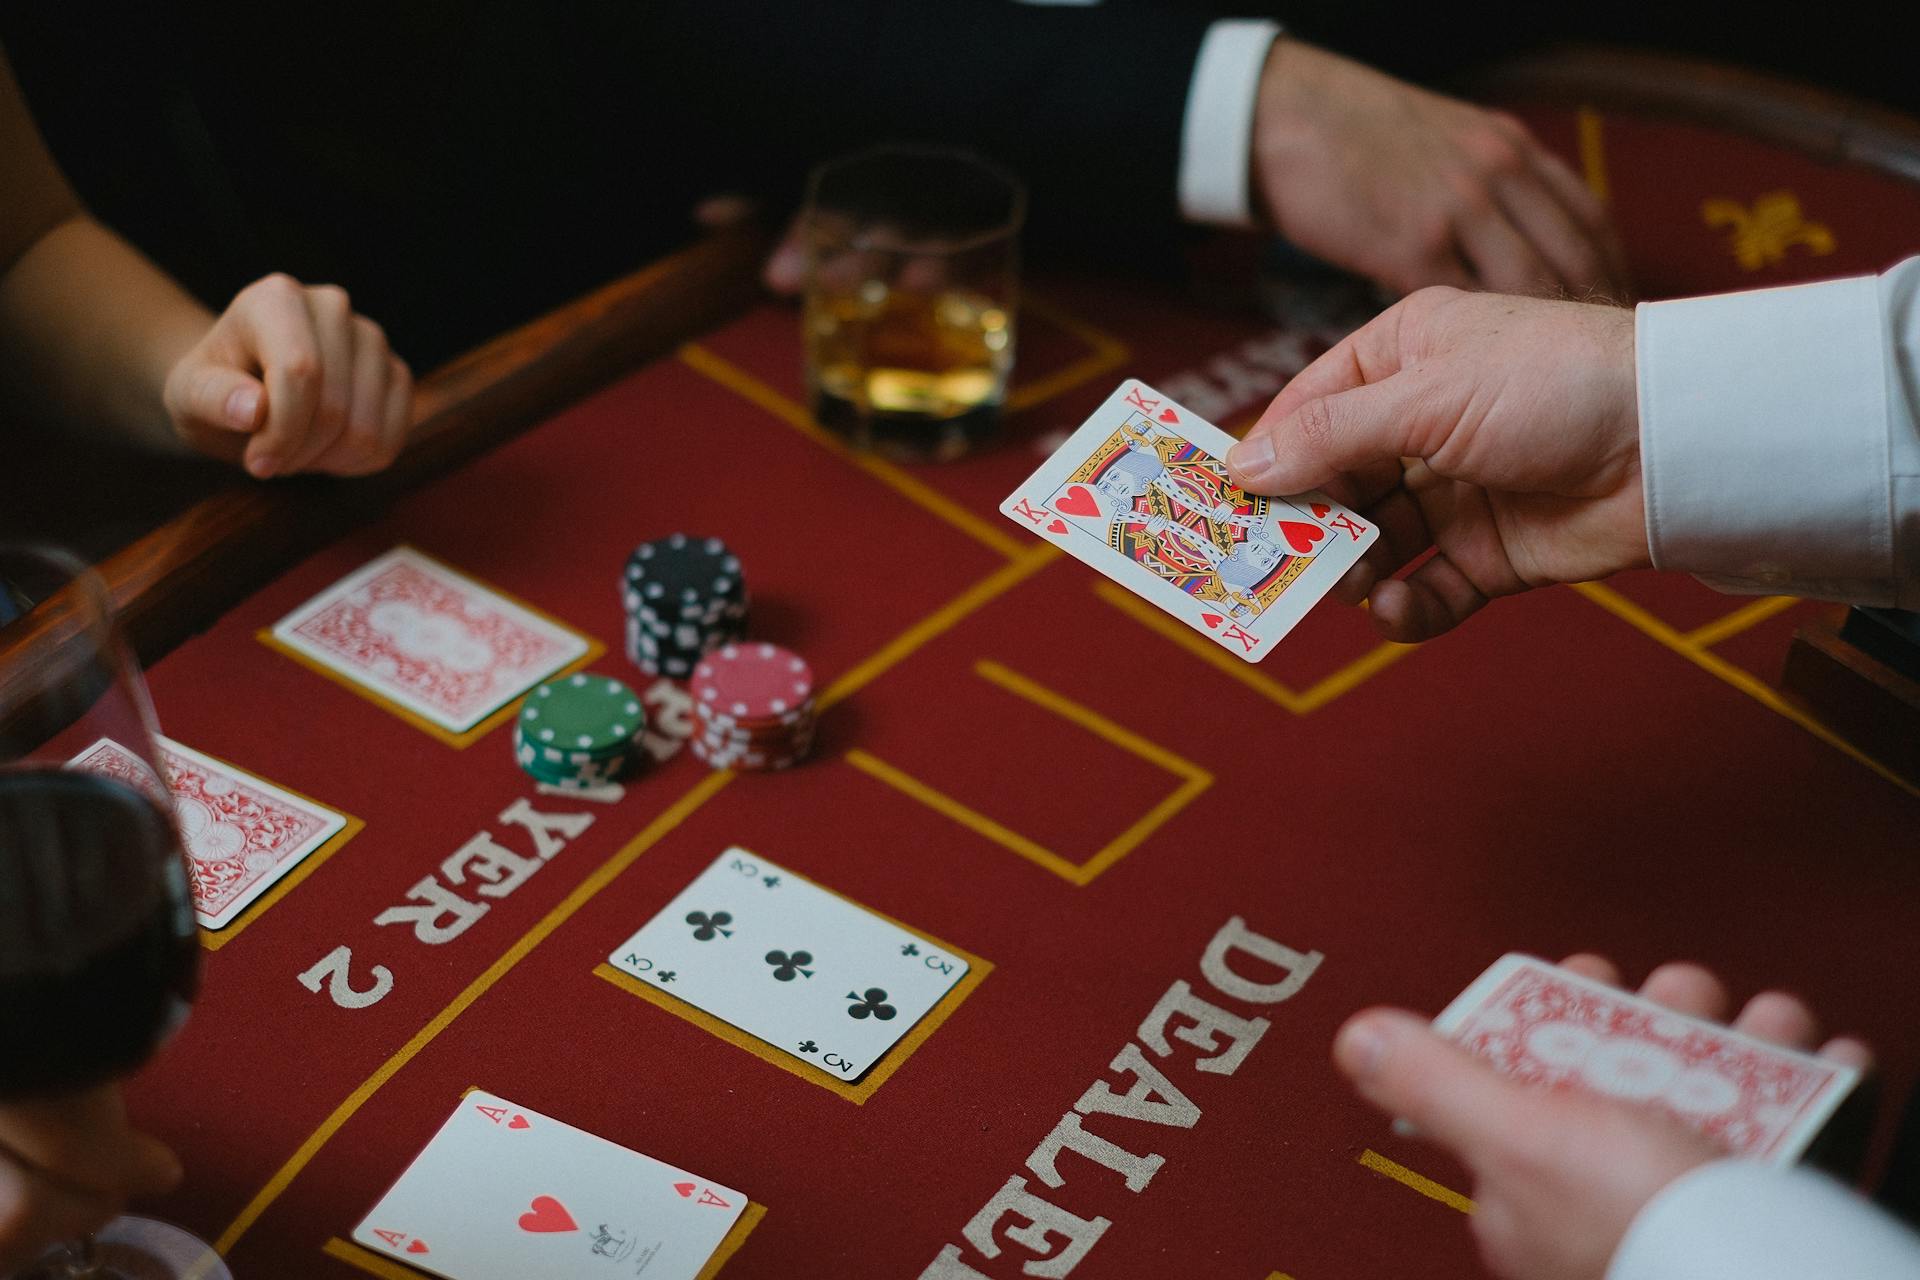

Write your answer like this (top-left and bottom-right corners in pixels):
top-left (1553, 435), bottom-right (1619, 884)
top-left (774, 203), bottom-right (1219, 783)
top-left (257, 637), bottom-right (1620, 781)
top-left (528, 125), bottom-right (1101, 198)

top-left (1201, 613), bottom-right (1224, 629)
top-left (508, 1115), bottom-right (530, 1129)
top-left (1278, 520), bottom-right (1325, 554)
top-left (1055, 485), bottom-right (1101, 518)
top-left (518, 1196), bottom-right (577, 1234)
top-left (1045, 518), bottom-right (1068, 535)
top-left (1310, 502), bottom-right (1331, 518)
top-left (1158, 407), bottom-right (1179, 423)
top-left (674, 1181), bottom-right (696, 1198)
top-left (407, 1241), bottom-right (429, 1255)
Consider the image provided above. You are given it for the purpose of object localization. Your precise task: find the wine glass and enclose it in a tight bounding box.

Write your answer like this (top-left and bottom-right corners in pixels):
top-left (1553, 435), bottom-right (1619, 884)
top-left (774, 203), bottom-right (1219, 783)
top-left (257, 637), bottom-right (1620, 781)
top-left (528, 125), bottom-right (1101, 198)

top-left (0, 546), bottom-right (229, 1280)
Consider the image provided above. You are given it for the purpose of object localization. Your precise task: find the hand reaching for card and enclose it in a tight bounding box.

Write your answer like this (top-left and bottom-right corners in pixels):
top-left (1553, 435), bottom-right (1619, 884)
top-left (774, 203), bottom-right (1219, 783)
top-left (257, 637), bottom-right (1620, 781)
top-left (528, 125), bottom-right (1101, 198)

top-left (1227, 287), bottom-right (1647, 642)
top-left (1333, 955), bottom-right (1873, 1280)
top-left (163, 274), bottom-right (413, 479)
top-left (1250, 40), bottom-right (1627, 299)
top-left (0, 1085), bottom-right (182, 1270)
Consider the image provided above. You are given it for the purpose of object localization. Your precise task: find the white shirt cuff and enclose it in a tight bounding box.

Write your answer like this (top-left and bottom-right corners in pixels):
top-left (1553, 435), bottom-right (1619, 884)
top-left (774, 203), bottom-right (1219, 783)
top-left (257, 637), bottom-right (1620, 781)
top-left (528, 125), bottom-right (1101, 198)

top-left (1608, 1159), bottom-right (1920, 1280)
top-left (1637, 273), bottom-right (1898, 605)
top-left (1178, 19), bottom-right (1282, 227)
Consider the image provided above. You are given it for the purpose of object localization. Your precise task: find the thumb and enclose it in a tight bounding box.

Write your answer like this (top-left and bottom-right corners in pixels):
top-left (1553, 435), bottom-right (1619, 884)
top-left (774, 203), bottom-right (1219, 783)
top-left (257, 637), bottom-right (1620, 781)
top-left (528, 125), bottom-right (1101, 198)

top-left (165, 358), bottom-right (265, 435)
top-left (1226, 376), bottom-right (1423, 495)
top-left (1334, 1008), bottom-right (1531, 1164)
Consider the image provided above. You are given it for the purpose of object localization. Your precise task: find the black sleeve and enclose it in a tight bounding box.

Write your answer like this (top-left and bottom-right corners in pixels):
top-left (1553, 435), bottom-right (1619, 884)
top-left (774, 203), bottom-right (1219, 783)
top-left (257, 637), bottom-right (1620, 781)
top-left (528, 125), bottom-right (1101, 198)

top-left (654, 1), bottom-right (1222, 256)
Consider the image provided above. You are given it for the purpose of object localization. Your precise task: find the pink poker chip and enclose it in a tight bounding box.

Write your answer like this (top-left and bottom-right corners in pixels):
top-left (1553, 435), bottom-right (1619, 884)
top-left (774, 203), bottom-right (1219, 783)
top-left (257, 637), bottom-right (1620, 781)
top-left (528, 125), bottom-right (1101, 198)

top-left (689, 642), bottom-right (815, 719)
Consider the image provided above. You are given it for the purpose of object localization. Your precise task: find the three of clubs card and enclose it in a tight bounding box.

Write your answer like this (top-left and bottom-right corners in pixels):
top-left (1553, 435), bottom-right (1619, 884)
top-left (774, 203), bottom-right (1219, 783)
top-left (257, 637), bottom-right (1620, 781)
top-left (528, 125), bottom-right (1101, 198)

top-left (1436, 954), bottom-right (1860, 1165)
top-left (354, 1091), bottom-right (745, 1280)
top-left (607, 848), bottom-right (968, 1081)
top-left (1001, 379), bottom-right (1376, 662)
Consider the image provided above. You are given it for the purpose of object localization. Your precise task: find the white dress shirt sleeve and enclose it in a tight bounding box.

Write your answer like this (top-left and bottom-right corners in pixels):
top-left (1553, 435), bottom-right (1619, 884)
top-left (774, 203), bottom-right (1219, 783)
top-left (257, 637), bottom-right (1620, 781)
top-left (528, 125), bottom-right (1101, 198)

top-left (1608, 1159), bottom-right (1920, 1280)
top-left (1177, 19), bottom-right (1283, 227)
top-left (1636, 257), bottom-right (1920, 608)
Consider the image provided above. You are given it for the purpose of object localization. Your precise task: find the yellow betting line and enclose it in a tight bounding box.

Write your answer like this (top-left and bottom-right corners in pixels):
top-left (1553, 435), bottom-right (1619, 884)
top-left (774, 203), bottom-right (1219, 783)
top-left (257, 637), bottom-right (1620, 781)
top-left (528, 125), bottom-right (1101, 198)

top-left (1574, 582), bottom-right (1919, 798)
top-left (678, 342), bottom-right (1029, 561)
top-left (1004, 292), bottom-right (1132, 414)
top-left (847, 748), bottom-right (1077, 878)
top-left (817, 545), bottom-right (1057, 714)
top-left (1358, 1149), bottom-right (1475, 1214)
top-left (1683, 595), bottom-right (1801, 649)
top-left (1577, 108), bottom-right (1610, 203)
top-left (1094, 582), bottom-right (1416, 715)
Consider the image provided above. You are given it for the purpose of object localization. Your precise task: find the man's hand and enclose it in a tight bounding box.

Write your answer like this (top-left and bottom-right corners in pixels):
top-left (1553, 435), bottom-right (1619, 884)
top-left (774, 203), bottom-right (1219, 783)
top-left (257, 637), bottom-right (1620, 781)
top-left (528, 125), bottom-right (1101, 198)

top-left (1253, 41), bottom-right (1626, 299)
top-left (162, 274), bottom-right (413, 479)
top-left (1334, 956), bottom-right (1872, 1280)
top-left (1227, 287), bottom-right (1646, 641)
top-left (0, 1086), bottom-right (182, 1271)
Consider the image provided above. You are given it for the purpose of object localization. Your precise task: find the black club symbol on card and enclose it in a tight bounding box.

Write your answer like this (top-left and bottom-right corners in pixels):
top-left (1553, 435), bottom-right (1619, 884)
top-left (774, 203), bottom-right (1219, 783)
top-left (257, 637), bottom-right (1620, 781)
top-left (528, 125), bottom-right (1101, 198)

top-left (847, 988), bottom-right (897, 1021)
top-left (900, 943), bottom-right (920, 957)
top-left (798, 1040), bottom-right (819, 1054)
top-left (763, 875), bottom-right (781, 888)
top-left (766, 950), bottom-right (815, 981)
top-left (686, 910), bottom-right (733, 941)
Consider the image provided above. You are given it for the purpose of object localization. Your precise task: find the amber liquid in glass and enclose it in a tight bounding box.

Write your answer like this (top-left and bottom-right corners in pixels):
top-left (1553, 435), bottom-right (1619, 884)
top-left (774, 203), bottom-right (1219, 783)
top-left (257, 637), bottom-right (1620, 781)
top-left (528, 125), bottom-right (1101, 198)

top-left (806, 285), bottom-right (1014, 462)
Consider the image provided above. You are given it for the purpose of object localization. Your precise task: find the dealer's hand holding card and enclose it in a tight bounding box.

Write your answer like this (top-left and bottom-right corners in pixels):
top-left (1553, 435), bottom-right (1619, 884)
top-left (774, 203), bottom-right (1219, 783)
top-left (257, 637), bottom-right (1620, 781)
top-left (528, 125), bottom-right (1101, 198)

top-left (1333, 954), bottom-right (1875, 1280)
top-left (1002, 379), bottom-right (1377, 661)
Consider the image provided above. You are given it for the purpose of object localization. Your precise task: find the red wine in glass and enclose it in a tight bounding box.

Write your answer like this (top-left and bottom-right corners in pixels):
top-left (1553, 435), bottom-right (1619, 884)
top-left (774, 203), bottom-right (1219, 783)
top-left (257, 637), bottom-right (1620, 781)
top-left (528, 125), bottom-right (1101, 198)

top-left (1, 546), bottom-right (230, 1279)
top-left (0, 768), bottom-right (198, 1098)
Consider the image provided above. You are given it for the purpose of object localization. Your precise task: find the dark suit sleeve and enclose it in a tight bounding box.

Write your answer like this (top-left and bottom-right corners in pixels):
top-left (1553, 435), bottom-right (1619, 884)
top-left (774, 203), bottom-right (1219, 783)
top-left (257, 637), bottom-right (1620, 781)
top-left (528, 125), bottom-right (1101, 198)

top-left (657, 1), bottom-right (1222, 254)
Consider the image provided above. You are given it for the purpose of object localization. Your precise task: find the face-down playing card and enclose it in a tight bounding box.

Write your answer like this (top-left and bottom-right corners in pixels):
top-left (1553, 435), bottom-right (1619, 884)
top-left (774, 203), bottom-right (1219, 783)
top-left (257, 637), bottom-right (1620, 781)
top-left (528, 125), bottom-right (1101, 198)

top-left (1001, 379), bottom-right (1376, 662)
top-left (66, 735), bottom-right (347, 930)
top-left (607, 848), bottom-right (969, 1081)
top-left (269, 546), bottom-right (590, 734)
top-left (353, 1090), bottom-right (746, 1280)
top-left (1434, 954), bottom-right (1860, 1165)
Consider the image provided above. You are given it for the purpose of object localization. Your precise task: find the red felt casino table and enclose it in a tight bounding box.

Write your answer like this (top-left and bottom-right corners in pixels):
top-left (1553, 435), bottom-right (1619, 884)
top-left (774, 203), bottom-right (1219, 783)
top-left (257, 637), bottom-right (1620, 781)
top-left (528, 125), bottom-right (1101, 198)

top-left (24, 73), bottom-right (1920, 1280)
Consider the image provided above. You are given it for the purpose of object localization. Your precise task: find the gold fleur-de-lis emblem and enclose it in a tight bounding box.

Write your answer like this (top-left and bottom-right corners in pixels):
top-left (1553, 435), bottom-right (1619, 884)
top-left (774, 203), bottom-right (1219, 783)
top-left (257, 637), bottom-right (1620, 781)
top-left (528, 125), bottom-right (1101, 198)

top-left (1701, 191), bottom-right (1836, 271)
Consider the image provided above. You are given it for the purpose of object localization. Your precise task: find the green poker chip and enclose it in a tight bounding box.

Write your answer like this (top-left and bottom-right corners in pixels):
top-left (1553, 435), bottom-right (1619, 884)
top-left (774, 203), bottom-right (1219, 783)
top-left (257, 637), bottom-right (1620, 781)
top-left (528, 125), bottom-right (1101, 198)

top-left (518, 673), bottom-right (645, 758)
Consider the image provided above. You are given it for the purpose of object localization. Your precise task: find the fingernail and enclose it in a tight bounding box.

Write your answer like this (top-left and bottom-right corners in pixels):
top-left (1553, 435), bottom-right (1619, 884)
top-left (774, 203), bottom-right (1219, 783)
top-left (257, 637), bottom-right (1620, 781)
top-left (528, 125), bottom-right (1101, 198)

top-left (247, 453), bottom-right (277, 479)
top-left (1335, 1015), bottom-right (1391, 1078)
top-left (225, 386), bottom-right (261, 429)
top-left (1227, 434), bottom-right (1275, 483)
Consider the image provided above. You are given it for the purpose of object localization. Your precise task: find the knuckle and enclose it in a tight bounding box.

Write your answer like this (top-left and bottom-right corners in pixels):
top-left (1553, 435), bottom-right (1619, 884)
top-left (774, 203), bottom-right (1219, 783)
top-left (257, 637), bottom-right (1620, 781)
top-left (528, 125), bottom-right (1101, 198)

top-left (255, 272), bottom-right (304, 301)
top-left (1446, 171), bottom-right (1497, 217)
top-left (1294, 395), bottom-right (1340, 458)
top-left (280, 353), bottom-right (320, 389)
top-left (306, 283), bottom-right (351, 314)
top-left (1488, 109), bottom-right (1528, 136)
top-left (1469, 128), bottom-right (1525, 174)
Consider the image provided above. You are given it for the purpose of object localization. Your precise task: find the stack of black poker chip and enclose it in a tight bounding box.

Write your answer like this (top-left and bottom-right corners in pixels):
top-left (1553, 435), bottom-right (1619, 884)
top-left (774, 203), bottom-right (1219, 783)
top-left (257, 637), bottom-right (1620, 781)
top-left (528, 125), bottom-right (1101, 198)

top-left (622, 534), bottom-right (748, 679)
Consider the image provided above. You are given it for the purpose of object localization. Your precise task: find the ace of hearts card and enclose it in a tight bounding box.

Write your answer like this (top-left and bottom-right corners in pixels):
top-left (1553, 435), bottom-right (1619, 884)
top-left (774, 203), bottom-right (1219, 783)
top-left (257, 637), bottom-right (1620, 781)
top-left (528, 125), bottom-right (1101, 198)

top-left (1001, 379), bottom-right (1376, 661)
top-left (353, 1091), bottom-right (746, 1280)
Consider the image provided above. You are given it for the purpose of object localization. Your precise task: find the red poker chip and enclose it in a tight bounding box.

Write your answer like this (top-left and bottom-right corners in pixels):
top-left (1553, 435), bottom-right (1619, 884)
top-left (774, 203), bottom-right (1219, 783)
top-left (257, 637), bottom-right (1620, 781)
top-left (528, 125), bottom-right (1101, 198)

top-left (690, 643), bottom-right (815, 720)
